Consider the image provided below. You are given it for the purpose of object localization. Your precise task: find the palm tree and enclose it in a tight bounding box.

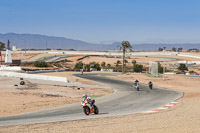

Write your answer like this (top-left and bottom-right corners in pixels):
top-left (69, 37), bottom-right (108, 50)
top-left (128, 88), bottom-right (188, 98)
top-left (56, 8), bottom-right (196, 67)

top-left (124, 59), bottom-right (128, 66)
top-left (118, 41), bottom-right (132, 73)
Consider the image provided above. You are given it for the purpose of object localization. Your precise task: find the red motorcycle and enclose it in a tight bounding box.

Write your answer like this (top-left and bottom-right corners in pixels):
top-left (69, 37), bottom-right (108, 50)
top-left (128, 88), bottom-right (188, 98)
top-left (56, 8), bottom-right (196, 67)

top-left (81, 101), bottom-right (99, 115)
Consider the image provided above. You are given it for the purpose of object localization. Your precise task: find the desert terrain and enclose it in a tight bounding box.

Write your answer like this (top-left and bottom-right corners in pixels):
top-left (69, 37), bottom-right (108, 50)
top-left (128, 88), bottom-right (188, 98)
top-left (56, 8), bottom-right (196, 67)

top-left (0, 52), bottom-right (200, 132)
top-left (0, 76), bottom-right (113, 117)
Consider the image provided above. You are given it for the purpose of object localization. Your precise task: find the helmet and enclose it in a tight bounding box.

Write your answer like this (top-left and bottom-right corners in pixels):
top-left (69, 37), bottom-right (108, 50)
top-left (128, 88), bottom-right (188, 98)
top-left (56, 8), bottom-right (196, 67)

top-left (82, 94), bottom-right (87, 98)
top-left (87, 97), bottom-right (91, 100)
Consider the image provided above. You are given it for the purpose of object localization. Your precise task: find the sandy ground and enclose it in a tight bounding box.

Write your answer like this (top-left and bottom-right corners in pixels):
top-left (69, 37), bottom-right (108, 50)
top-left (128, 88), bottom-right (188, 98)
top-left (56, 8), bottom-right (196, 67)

top-left (0, 52), bottom-right (200, 132)
top-left (0, 76), bottom-right (113, 117)
top-left (37, 72), bottom-right (99, 85)
top-left (0, 73), bottom-right (200, 133)
top-left (1, 53), bottom-right (36, 61)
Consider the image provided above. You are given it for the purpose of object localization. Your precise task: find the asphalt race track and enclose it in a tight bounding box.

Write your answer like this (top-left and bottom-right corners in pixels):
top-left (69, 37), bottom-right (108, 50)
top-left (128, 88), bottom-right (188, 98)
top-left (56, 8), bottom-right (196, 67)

top-left (0, 73), bottom-right (183, 126)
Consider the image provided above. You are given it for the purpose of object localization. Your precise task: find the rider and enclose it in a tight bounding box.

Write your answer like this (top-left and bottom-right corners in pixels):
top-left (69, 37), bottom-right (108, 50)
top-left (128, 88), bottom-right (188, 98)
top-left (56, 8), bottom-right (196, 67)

top-left (82, 94), bottom-right (95, 108)
top-left (148, 81), bottom-right (153, 89)
top-left (134, 80), bottom-right (139, 86)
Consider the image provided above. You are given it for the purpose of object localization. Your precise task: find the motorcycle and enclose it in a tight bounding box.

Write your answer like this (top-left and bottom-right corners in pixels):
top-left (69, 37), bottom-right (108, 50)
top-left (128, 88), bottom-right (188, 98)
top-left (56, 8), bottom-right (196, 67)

top-left (149, 84), bottom-right (153, 89)
top-left (81, 101), bottom-right (99, 115)
top-left (148, 82), bottom-right (153, 89)
top-left (133, 82), bottom-right (139, 91)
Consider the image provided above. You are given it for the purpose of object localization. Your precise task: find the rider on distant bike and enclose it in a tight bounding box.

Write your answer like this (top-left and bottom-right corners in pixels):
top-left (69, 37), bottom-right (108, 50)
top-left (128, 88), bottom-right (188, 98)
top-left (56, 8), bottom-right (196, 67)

top-left (134, 80), bottom-right (139, 86)
top-left (134, 80), bottom-right (140, 91)
top-left (82, 94), bottom-right (95, 108)
top-left (148, 81), bottom-right (153, 89)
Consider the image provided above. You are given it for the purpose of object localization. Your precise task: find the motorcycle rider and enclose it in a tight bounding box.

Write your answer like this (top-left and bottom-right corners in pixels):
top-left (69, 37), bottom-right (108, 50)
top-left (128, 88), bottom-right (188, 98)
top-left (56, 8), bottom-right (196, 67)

top-left (82, 94), bottom-right (95, 108)
top-left (134, 80), bottom-right (139, 91)
top-left (148, 81), bottom-right (153, 89)
top-left (134, 80), bottom-right (139, 86)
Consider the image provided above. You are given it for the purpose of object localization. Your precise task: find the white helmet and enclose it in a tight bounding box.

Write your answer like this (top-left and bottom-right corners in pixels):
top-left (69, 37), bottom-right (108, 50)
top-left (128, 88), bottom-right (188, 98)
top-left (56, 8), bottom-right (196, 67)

top-left (82, 94), bottom-right (87, 98)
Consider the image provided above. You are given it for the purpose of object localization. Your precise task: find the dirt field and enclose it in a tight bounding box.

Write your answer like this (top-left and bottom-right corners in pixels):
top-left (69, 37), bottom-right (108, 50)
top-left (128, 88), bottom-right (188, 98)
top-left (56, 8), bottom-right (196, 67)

top-left (0, 76), bottom-right (113, 117)
top-left (0, 72), bottom-right (200, 133)
top-left (0, 52), bottom-right (200, 132)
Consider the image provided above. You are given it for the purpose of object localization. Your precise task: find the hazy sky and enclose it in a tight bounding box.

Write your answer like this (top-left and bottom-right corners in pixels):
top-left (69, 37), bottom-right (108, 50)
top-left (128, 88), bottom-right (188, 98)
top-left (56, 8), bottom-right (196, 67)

top-left (0, 0), bottom-right (200, 44)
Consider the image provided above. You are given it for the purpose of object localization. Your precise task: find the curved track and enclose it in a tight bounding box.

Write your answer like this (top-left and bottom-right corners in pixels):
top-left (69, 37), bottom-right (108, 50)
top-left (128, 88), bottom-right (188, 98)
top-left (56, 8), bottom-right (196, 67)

top-left (0, 73), bottom-right (183, 126)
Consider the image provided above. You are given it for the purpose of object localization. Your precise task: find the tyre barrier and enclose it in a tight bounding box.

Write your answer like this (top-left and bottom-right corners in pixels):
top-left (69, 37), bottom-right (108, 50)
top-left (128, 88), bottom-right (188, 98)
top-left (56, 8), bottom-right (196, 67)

top-left (20, 81), bottom-right (25, 85)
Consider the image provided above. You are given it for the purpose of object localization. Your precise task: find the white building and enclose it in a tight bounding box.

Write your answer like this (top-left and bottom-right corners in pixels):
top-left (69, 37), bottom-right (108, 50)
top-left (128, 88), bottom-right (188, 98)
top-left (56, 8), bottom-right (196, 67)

top-left (5, 49), bottom-right (12, 64)
top-left (12, 45), bottom-right (17, 51)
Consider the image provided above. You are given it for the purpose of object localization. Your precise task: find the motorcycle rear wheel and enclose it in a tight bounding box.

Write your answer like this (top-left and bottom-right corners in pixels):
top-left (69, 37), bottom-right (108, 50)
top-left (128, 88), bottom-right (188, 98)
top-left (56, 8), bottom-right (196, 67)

top-left (93, 105), bottom-right (99, 114)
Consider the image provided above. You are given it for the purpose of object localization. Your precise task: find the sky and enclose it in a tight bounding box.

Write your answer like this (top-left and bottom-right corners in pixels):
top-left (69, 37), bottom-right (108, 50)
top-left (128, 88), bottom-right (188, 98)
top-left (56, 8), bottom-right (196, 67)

top-left (0, 0), bottom-right (200, 44)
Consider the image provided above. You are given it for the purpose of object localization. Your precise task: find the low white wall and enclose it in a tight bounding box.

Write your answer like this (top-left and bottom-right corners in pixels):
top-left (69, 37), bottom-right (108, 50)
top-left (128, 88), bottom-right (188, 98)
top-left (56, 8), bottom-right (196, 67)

top-left (0, 65), bottom-right (22, 71)
top-left (101, 69), bottom-right (113, 72)
top-left (0, 71), bottom-right (68, 82)
top-left (178, 53), bottom-right (200, 59)
top-left (47, 51), bottom-right (178, 56)
top-left (27, 69), bottom-right (65, 74)
top-left (3, 50), bottom-right (179, 56)
top-left (178, 61), bottom-right (200, 64)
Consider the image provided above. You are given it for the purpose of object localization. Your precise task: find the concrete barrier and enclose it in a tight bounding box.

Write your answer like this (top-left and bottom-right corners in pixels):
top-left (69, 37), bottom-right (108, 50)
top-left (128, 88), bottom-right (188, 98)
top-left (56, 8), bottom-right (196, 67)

top-left (0, 71), bottom-right (68, 82)
top-left (101, 69), bottom-right (114, 72)
top-left (178, 53), bottom-right (200, 59)
top-left (178, 61), bottom-right (200, 64)
top-left (27, 69), bottom-right (65, 74)
top-left (0, 65), bottom-right (23, 71)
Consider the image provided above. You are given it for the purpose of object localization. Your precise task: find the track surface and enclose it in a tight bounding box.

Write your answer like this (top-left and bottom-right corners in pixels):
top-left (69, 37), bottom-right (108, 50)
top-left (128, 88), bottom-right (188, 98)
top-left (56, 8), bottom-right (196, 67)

top-left (0, 73), bottom-right (182, 126)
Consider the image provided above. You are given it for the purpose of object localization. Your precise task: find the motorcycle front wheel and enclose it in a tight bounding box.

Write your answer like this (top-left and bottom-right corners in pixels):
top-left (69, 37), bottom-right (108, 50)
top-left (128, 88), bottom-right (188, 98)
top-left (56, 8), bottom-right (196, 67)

top-left (83, 106), bottom-right (90, 115)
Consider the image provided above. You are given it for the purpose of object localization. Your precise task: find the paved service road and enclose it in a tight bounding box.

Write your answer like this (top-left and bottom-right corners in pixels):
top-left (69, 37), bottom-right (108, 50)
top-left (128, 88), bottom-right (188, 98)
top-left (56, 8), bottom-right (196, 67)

top-left (0, 73), bottom-right (183, 126)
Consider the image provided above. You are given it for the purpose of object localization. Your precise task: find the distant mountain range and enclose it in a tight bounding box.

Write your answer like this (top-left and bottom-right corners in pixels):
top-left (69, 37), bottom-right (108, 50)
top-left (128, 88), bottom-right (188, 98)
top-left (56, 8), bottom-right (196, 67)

top-left (0, 33), bottom-right (200, 51)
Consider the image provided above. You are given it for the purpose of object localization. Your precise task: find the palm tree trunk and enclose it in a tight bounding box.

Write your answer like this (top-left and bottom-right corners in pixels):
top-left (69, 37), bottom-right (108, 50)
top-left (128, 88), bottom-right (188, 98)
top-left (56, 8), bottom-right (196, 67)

top-left (122, 48), bottom-right (125, 73)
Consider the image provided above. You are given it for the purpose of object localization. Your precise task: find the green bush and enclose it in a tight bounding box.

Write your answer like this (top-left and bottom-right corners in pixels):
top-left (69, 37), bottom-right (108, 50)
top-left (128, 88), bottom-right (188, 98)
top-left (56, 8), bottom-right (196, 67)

top-left (133, 64), bottom-right (143, 72)
top-left (85, 64), bottom-right (90, 71)
top-left (101, 61), bottom-right (106, 68)
top-left (158, 62), bottom-right (164, 73)
top-left (34, 61), bottom-right (48, 67)
top-left (0, 42), bottom-right (5, 50)
top-left (74, 61), bottom-right (84, 69)
top-left (178, 64), bottom-right (188, 72)
top-left (90, 62), bottom-right (101, 70)
top-left (189, 70), bottom-right (195, 73)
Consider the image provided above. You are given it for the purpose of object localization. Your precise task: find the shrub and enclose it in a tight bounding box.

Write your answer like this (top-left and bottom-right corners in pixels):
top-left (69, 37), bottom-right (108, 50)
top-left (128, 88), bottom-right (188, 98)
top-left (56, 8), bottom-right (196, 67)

top-left (101, 61), bottom-right (106, 68)
top-left (74, 61), bottom-right (84, 69)
top-left (90, 62), bottom-right (101, 70)
top-left (133, 64), bottom-right (143, 72)
top-left (178, 64), bottom-right (188, 72)
top-left (34, 61), bottom-right (48, 67)
top-left (158, 62), bottom-right (164, 73)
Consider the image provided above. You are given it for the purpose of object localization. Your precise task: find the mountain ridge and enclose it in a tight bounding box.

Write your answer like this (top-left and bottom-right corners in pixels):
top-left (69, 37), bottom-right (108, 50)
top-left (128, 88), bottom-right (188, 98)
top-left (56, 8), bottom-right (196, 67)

top-left (0, 33), bottom-right (200, 51)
